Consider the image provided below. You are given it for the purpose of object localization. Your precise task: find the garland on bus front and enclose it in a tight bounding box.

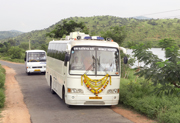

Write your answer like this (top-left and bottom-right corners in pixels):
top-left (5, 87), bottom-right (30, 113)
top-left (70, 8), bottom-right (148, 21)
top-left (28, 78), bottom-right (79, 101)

top-left (81, 74), bottom-right (111, 96)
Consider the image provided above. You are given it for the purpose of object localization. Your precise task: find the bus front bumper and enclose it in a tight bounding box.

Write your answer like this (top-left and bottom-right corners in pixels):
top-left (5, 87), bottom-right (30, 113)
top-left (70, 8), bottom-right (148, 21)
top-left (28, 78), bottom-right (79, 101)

top-left (27, 68), bottom-right (46, 73)
top-left (65, 94), bottom-right (119, 106)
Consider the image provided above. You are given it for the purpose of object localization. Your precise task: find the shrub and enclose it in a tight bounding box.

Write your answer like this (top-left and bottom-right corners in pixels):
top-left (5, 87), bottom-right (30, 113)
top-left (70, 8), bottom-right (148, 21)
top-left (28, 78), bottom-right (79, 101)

top-left (0, 65), bottom-right (5, 108)
top-left (8, 46), bottom-right (23, 59)
top-left (0, 88), bottom-right (5, 108)
top-left (157, 105), bottom-right (180, 123)
top-left (120, 76), bottom-right (180, 122)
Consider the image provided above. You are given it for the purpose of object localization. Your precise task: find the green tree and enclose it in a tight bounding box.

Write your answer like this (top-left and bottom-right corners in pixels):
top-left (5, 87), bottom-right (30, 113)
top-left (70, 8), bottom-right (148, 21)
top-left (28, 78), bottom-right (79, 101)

top-left (131, 38), bottom-right (180, 95)
top-left (7, 39), bottom-right (16, 46)
top-left (0, 43), bottom-right (4, 48)
top-left (0, 43), bottom-right (5, 53)
top-left (101, 26), bottom-right (127, 45)
top-left (19, 42), bottom-right (29, 50)
top-left (41, 44), bottom-right (48, 52)
top-left (3, 42), bottom-right (11, 53)
top-left (8, 46), bottom-right (23, 59)
top-left (46, 20), bottom-right (89, 38)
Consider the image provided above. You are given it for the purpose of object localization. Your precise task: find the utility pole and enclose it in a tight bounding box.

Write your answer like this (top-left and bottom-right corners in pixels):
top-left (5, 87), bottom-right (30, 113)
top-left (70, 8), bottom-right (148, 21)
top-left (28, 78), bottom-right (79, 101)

top-left (28, 37), bottom-right (31, 50)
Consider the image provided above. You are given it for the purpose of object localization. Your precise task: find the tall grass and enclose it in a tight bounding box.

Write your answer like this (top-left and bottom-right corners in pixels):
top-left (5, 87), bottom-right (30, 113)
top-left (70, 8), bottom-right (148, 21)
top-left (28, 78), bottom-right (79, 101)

top-left (0, 57), bottom-right (24, 63)
top-left (119, 69), bottom-right (180, 123)
top-left (0, 64), bottom-right (5, 108)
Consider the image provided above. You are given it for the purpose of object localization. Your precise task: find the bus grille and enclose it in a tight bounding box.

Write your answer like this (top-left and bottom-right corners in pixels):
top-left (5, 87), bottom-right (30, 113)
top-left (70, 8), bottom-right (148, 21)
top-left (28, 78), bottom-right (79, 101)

top-left (84, 101), bottom-right (105, 105)
top-left (32, 66), bottom-right (42, 68)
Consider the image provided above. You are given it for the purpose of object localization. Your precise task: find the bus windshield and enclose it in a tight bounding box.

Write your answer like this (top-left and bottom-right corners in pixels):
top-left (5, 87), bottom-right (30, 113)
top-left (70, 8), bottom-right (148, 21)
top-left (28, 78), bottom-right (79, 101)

top-left (28, 52), bottom-right (46, 62)
top-left (69, 46), bottom-right (119, 76)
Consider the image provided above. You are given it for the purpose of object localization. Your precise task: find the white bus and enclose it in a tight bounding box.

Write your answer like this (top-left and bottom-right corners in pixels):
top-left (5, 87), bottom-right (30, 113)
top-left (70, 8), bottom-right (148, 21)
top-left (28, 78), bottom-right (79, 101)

top-left (24, 50), bottom-right (46, 75)
top-left (46, 32), bottom-right (127, 106)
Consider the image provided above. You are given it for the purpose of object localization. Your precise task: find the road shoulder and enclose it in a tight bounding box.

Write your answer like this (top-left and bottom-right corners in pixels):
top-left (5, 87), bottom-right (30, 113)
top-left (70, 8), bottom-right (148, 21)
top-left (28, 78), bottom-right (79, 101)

top-left (0, 66), bottom-right (31, 123)
top-left (111, 106), bottom-right (157, 123)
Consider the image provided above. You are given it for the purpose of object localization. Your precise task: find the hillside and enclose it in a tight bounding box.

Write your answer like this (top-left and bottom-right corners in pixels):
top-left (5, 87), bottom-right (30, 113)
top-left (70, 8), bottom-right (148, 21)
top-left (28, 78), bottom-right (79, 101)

top-left (0, 30), bottom-right (24, 40)
top-left (1, 16), bottom-right (180, 47)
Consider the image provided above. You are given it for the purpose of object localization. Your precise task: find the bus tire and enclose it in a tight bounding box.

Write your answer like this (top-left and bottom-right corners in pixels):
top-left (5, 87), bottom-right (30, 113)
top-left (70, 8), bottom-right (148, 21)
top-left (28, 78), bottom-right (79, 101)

top-left (62, 87), bottom-right (65, 103)
top-left (67, 105), bottom-right (72, 108)
top-left (62, 87), bottom-right (72, 108)
top-left (50, 78), bottom-right (55, 94)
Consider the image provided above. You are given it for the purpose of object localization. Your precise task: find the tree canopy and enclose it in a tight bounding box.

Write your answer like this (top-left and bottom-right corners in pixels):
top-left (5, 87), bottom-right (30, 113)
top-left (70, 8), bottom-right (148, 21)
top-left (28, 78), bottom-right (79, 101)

top-left (131, 38), bottom-right (180, 95)
top-left (101, 26), bottom-right (127, 45)
top-left (46, 20), bottom-right (89, 39)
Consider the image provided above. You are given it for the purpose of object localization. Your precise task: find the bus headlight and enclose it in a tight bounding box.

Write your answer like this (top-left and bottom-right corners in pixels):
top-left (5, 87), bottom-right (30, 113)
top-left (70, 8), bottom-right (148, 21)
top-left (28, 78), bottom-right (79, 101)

top-left (107, 89), bottom-right (113, 94)
top-left (71, 88), bottom-right (77, 93)
top-left (77, 89), bottom-right (84, 93)
top-left (107, 89), bottom-right (119, 94)
top-left (113, 89), bottom-right (119, 93)
top-left (68, 88), bottom-right (84, 93)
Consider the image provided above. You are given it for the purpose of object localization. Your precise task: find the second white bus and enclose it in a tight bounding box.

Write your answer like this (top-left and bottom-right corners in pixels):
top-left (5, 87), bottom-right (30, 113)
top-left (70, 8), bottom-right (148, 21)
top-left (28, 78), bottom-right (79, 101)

top-left (24, 50), bottom-right (46, 75)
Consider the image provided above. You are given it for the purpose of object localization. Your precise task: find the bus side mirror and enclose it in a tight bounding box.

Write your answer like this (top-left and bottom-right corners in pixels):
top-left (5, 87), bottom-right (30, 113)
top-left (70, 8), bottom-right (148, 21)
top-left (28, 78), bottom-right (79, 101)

top-left (124, 56), bottom-right (128, 64)
top-left (64, 53), bottom-right (70, 66)
top-left (24, 58), bottom-right (26, 61)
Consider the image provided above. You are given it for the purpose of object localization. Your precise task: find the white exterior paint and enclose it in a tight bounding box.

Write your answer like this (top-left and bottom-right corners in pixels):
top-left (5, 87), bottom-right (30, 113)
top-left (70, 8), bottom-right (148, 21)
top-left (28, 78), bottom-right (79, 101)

top-left (25, 50), bottom-right (46, 75)
top-left (46, 38), bottom-right (126, 106)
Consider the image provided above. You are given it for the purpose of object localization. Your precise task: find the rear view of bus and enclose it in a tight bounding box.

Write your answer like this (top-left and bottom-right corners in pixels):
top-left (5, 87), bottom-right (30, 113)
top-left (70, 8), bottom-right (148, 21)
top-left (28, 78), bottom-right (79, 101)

top-left (46, 32), bottom-right (128, 106)
top-left (25, 50), bottom-right (46, 75)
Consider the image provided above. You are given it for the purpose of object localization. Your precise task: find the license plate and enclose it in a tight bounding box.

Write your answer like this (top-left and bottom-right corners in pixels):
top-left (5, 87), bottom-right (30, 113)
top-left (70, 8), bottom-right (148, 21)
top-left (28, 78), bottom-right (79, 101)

top-left (34, 69), bottom-right (40, 71)
top-left (89, 97), bottom-right (102, 99)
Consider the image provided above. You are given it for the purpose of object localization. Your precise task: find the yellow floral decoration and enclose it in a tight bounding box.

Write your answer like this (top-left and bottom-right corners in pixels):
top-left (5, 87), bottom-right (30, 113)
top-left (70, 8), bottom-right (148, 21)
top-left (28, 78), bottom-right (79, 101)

top-left (81, 74), bottom-right (111, 96)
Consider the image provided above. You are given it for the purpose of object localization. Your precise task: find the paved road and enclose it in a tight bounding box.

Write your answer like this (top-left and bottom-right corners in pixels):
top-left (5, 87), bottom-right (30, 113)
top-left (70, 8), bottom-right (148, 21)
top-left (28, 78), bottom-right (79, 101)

top-left (0, 60), bottom-right (133, 123)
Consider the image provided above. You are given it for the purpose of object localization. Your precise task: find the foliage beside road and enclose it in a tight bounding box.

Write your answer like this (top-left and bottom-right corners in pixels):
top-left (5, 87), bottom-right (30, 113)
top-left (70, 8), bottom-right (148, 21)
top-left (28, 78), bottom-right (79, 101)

top-left (0, 56), bottom-right (24, 63)
top-left (120, 39), bottom-right (180, 123)
top-left (0, 64), bottom-right (5, 108)
top-left (120, 69), bottom-right (180, 123)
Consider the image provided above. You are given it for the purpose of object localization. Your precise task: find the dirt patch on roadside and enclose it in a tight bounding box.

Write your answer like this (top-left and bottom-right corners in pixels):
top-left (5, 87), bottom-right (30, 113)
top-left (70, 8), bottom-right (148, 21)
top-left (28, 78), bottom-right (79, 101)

top-left (111, 106), bottom-right (157, 123)
top-left (0, 66), bottom-right (31, 123)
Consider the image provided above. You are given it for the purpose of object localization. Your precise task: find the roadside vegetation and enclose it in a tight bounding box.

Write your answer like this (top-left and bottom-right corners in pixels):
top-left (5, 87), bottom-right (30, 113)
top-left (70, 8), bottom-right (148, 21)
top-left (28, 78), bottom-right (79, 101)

top-left (120, 38), bottom-right (180, 123)
top-left (120, 71), bottom-right (180, 123)
top-left (0, 41), bottom-right (25, 63)
top-left (0, 65), bottom-right (5, 108)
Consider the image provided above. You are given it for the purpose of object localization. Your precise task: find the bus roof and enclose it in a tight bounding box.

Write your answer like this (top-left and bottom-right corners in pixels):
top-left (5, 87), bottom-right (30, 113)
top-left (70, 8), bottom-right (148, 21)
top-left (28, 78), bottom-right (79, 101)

top-left (25, 50), bottom-right (46, 53)
top-left (49, 40), bottom-right (119, 48)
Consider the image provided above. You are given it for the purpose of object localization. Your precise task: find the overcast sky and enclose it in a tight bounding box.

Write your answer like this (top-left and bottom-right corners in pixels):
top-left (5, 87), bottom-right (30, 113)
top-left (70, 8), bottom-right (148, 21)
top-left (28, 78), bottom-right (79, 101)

top-left (1, 0), bottom-right (180, 32)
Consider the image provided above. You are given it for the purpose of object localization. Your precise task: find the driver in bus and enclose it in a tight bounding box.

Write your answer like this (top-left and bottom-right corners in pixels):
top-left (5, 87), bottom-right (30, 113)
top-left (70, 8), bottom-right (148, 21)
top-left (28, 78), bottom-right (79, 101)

top-left (28, 54), bottom-right (33, 61)
top-left (40, 54), bottom-right (46, 60)
top-left (71, 56), bottom-right (84, 70)
top-left (100, 59), bottom-right (115, 71)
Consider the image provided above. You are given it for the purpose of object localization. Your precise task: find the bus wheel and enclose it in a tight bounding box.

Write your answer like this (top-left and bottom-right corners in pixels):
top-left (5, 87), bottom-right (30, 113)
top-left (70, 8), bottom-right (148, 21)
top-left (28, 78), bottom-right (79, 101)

top-left (67, 105), bottom-right (72, 108)
top-left (62, 87), bottom-right (65, 103)
top-left (50, 79), bottom-right (55, 94)
top-left (62, 87), bottom-right (72, 108)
